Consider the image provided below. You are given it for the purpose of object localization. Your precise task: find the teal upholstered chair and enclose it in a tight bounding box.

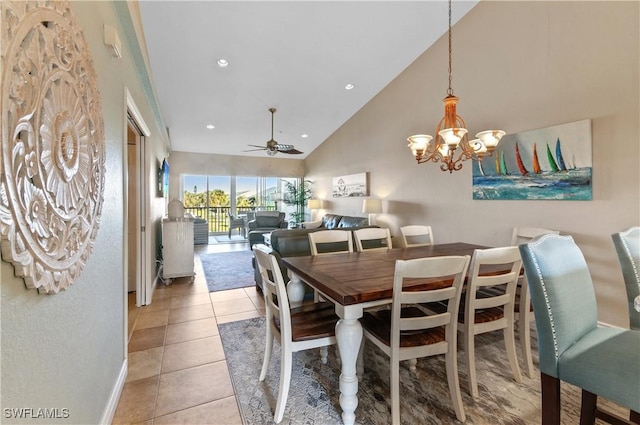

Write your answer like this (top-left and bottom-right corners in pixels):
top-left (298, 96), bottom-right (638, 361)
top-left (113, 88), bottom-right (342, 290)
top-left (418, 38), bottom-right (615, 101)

top-left (519, 234), bottom-right (640, 425)
top-left (611, 226), bottom-right (640, 330)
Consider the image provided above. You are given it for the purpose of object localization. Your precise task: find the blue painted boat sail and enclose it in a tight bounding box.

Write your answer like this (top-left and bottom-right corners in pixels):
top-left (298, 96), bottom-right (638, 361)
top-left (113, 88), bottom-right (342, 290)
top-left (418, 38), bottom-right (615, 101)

top-left (555, 138), bottom-right (567, 171)
top-left (546, 143), bottom-right (559, 172)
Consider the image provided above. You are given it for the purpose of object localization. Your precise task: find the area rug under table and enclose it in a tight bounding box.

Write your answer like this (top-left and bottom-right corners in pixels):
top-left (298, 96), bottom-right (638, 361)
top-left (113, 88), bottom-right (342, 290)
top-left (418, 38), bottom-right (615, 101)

top-left (199, 250), bottom-right (255, 292)
top-left (219, 316), bottom-right (622, 425)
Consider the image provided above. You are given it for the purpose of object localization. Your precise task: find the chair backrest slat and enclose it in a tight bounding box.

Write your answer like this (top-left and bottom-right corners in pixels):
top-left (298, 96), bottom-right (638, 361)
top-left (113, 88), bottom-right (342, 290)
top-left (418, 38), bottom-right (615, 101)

top-left (308, 230), bottom-right (354, 255)
top-left (354, 228), bottom-right (392, 251)
top-left (391, 256), bottom-right (470, 344)
top-left (511, 227), bottom-right (559, 245)
top-left (400, 225), bottom-right (434, 247)
top-left (401, 313), bottom-right (451, 331)
top-left (254, 245), bottom-right (291, 336)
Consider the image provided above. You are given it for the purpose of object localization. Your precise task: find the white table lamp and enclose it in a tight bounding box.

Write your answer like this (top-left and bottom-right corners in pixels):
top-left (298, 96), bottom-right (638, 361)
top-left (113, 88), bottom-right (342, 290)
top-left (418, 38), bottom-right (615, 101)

top-left (308, 199), bottom-right (323, 221)
top-left (362, 199), bottom-right (382, 225)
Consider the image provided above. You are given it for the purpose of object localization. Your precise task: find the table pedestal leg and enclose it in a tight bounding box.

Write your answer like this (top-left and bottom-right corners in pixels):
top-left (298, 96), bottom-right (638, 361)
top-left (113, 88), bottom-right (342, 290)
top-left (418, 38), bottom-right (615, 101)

top-left (286, 273), bottom-right (305, 308)
top-left (336, 318), bottom-right (362, 425)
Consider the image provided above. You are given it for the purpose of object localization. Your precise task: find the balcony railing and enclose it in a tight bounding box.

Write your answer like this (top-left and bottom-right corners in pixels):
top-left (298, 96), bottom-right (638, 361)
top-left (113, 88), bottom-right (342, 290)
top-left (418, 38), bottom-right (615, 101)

top-left (184, 206), bottom-right (275, 234)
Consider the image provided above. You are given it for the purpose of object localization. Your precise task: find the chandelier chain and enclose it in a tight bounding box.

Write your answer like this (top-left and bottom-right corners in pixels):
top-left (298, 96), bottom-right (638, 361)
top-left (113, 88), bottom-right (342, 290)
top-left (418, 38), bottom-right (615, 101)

top-left (447, 0), bottom-right (453, 96)
top-left (405, 0), bottom-right (504, 172)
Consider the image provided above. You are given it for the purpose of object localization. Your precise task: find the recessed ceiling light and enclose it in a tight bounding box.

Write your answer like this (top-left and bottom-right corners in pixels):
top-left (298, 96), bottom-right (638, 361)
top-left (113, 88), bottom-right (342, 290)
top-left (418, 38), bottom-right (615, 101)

top-left (217, 59), bottom-right (229, 68)
top-left (345, 83), bottom-right (354, 90)
top-left (206, 124), bottom-right (215, 129)
top-left (301, 134), bottom-right (308, 138)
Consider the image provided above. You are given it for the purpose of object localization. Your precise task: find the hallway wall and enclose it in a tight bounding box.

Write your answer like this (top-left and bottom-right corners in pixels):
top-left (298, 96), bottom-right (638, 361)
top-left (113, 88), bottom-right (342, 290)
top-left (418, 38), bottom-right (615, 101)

top-left (0, 2), bottom-right (169, 423)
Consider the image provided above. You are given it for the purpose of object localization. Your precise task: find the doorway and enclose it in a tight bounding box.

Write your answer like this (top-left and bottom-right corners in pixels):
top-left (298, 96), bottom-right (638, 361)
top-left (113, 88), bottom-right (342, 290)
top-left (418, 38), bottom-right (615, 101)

top-left (127, 123), bottom-right (139, 294)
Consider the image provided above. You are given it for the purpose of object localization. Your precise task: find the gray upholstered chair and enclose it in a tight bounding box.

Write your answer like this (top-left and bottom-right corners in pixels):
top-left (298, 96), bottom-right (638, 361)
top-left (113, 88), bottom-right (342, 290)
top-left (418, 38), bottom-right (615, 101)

top-left (247, 211), bottom-right (288, 232)
top-left (611, 226), bottom-right (640, 330)
top-left (519, 234), bottom-right (640, 424)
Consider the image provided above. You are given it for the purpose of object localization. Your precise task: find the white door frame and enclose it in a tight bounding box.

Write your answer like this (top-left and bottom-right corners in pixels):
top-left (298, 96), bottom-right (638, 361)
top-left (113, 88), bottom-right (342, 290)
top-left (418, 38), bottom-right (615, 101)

top-left (124, 89), bottom-right (152, 329)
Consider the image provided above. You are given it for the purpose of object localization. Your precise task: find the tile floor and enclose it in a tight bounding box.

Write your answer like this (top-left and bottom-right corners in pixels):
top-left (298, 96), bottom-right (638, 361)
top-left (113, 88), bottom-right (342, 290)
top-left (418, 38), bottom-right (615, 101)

top-left (113, 241), bottom-right (263, 425)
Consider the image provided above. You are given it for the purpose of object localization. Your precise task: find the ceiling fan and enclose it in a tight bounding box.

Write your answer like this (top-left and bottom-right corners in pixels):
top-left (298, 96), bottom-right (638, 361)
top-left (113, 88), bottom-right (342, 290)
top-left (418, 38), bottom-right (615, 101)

top-left (245, 108), bottom-right (303, 156)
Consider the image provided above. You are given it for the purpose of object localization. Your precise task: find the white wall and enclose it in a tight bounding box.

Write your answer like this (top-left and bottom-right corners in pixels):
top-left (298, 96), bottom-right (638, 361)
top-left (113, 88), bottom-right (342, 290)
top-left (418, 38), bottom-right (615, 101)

top-left (0, 1), bottom-right (169, 423)
top-left (305, 1), bottom-right (639, 327)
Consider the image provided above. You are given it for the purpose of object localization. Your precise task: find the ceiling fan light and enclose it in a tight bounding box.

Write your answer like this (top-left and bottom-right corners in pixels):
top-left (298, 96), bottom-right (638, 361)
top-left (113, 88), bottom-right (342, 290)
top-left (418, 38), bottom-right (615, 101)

top-left (266, 149), bottom-right (277, 156)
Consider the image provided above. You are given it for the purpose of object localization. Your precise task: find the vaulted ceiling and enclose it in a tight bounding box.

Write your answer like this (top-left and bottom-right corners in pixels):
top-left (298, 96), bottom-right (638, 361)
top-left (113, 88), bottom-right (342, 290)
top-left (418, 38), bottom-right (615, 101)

top-left (138, 1), bottom-right (478, 158)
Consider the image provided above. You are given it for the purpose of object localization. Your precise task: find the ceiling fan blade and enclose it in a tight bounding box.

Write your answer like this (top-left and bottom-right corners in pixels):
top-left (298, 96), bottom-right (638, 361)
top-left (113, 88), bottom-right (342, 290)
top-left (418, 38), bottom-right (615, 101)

top-left (242, 148), bottom-right (267, 152)
top-left (247, 144), bottom-right (267, 149)
top-left (280, 148), bottom-right (304, 155)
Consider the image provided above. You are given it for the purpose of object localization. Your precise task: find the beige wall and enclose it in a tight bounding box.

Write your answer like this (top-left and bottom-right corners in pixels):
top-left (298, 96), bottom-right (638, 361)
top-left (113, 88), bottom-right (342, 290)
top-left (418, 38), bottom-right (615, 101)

top-left (305, 1), bottom-right (639, 327)
top-left (0, 1), bottom-right (169, 423)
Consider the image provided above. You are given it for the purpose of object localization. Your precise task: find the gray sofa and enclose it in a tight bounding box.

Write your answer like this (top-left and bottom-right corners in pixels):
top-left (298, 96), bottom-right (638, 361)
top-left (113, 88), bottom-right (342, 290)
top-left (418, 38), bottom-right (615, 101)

top-left (251, 213), bottom-right (375, 292)
top-left (247, 211), bottom-right (288, 247)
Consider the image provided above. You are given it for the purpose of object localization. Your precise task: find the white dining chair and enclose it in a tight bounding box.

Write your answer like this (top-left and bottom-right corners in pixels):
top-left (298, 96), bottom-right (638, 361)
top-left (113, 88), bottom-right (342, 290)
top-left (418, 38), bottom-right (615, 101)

top-left (511, 226), bottom-right (559, 377)
top-left (354, 227), bottom-right (392, 252)
top-left (254, 245), bottom-right (339, 423)
top-left (400, 225), bottom-right (434, 247)
top-left (360, 255), bottom-right (471, 424)
top-left (308, 230), bottom-right (353, 255)
top-left (462, 246), bottom-right (523, 397)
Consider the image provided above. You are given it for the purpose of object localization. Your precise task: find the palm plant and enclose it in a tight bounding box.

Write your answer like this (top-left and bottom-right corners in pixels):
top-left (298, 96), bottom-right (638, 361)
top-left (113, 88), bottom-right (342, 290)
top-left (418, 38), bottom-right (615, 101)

top-left (283, 179), bottom-right (313, 227)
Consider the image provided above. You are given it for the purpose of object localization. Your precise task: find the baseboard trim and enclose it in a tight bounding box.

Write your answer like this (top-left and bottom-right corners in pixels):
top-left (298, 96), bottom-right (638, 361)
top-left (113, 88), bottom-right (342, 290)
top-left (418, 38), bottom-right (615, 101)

top-left (100, 358), bottom-right (127, 425)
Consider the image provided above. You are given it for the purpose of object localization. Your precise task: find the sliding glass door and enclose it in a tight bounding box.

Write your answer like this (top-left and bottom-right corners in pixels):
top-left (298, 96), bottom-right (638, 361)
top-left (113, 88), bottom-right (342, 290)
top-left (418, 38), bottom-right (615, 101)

top-left (182, 175), bottom-right (295, 235)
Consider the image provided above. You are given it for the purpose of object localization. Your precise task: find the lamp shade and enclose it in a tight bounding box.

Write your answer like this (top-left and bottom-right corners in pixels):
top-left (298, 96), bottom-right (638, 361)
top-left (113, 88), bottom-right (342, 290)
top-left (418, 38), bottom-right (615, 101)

top-left (362, 199), bottom-right (382, 214)
top-left (308, 199), bottom-right (322, 210)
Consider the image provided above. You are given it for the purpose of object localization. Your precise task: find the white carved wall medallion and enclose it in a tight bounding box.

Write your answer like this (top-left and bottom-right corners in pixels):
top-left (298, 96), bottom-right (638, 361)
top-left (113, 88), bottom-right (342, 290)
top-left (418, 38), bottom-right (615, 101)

top-left (1, 1), bottom-right (106, 294)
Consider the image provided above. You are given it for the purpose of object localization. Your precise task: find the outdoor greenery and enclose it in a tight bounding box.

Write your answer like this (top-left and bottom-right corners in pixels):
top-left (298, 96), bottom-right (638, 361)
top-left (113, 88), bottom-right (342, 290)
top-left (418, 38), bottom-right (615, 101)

top-left (182, 187), bottom-right (255, 208)
top-left (283, 179), bottom-right (313, 227)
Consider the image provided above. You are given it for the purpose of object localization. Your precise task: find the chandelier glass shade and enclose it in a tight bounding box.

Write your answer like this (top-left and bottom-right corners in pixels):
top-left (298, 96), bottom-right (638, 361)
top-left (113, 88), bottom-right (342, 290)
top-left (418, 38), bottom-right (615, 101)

top-left (407, 0), bottom-right (504, 173)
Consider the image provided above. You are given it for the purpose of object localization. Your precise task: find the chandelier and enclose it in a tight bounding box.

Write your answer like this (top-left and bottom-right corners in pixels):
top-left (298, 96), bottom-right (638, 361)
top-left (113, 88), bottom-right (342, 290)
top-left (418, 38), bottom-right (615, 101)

top-left (407, 0), bottom-right (505, 173)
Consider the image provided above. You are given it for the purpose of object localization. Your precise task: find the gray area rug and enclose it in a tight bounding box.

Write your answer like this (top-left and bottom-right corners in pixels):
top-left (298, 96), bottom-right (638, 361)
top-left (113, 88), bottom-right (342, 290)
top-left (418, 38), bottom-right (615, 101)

top-left (214, 235), bottom-right (248, 244)
top-left (219, 316), bottom-right (616, 425)
top-left (199, 250), bottom-right (255, 292)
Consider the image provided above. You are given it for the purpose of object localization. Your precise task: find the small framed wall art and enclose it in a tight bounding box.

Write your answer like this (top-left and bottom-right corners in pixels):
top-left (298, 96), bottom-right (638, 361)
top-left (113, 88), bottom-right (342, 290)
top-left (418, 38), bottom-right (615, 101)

top-left (332, 172), bottom-right (368, 198)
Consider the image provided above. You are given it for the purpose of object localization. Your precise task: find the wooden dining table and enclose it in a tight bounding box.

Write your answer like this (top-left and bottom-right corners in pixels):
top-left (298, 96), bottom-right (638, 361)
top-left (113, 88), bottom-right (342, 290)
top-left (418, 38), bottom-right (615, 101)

top-left (281, 242), bottom-right (490, 425)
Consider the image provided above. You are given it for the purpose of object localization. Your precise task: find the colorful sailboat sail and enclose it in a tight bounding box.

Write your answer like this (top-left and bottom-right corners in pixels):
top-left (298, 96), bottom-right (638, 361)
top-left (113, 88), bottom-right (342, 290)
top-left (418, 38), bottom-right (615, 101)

top-left (546, 143), bottom-right (559, 172)
top-left (477, 160), bottom-right (485, 177)
top-left (500, 151), bottom-right (508, 175)
top-left (532, 143), bottom-right (541, 174)
top-left (555, 138), bottom-right (567, 171)
top-left (515, 143), bottom-right (529, 176)
top-left (495, 156), bottom-right (501, 175)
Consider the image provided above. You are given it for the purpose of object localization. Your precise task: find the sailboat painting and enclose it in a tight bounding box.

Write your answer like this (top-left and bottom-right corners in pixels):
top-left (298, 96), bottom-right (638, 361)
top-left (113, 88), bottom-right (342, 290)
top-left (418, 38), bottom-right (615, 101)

top-left (472, 119), bottom-right (592, 200)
